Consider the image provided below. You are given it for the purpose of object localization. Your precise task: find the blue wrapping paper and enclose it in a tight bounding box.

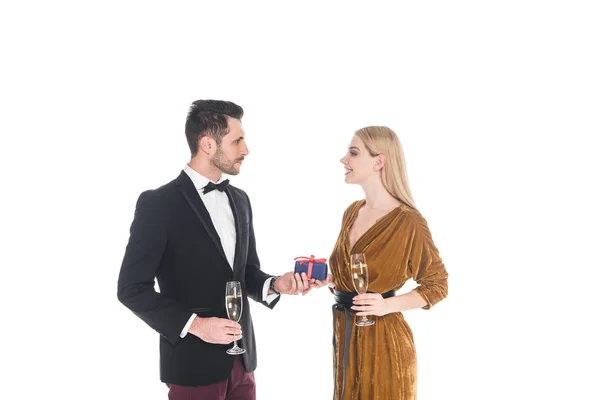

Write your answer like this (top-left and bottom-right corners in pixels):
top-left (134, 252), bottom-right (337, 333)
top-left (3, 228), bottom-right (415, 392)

top-left (294, 256), bottom-right (328, 281)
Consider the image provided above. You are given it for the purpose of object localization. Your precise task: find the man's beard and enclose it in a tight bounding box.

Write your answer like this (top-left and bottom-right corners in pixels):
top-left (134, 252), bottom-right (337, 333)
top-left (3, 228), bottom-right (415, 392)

top-left (211, 146), bottom-right (244, 175)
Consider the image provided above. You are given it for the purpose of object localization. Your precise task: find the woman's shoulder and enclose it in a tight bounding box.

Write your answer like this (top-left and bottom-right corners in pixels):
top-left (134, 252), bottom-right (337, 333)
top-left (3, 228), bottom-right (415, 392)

top-left (398, 204), bottom-right (429, 228)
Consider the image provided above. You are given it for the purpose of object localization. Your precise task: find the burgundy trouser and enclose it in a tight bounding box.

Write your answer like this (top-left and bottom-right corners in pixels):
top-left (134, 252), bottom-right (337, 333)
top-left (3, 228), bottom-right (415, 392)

top-left (166, 356), bottom-right (256, 400)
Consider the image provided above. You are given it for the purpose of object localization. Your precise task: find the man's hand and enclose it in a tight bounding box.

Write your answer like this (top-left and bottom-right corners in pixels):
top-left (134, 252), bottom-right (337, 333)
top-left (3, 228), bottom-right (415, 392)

top-left (188, 316), bottom-right (242, 344)
top-left (274, 271), bottom-right (312, 295)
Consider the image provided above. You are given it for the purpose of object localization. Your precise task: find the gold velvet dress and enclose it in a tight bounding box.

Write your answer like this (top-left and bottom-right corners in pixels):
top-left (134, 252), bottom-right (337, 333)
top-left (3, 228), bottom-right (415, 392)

top-left (330, 200), bottom-right (449, 400)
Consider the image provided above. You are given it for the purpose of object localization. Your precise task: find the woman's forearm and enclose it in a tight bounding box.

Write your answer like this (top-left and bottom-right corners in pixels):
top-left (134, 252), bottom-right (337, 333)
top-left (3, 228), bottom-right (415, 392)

top-left (386, 290), bottom-right (427, 313)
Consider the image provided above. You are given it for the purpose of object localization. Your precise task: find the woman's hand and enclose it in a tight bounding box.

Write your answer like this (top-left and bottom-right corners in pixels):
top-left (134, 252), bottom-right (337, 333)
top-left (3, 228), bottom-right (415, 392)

top-left (310, 274), bottom-right (334, 290)
top-left (352, 293), bottom-right (391, 317)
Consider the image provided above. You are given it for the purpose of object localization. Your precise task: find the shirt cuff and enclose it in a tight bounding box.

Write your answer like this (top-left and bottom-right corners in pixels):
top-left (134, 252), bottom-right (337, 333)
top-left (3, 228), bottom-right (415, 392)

top-left (180, 313), bottom-right (197, 338)
top-left (263, 277), bottom-right (280, 305)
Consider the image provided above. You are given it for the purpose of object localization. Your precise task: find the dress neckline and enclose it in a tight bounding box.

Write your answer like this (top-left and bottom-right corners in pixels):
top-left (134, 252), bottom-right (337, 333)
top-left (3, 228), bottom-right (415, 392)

top-left (345, 200), bottom-right (404, 253)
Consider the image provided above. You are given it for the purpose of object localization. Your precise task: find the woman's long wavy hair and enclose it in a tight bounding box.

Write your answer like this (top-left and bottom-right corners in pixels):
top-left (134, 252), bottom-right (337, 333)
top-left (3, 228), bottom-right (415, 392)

top-left (355, 126), bottom-right (416, 209)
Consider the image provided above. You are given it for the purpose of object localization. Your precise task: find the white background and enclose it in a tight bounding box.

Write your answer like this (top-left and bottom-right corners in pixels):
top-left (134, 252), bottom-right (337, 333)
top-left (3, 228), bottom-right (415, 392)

top-left (1, 1), bottom-right (599, 399)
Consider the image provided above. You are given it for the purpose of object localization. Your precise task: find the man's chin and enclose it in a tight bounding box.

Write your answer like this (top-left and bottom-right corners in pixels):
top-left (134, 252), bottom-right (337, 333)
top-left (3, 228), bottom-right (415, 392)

top-left (231, 162), bottom-right (244, 175)
top-left (225, 167), bottom-right (240, 176)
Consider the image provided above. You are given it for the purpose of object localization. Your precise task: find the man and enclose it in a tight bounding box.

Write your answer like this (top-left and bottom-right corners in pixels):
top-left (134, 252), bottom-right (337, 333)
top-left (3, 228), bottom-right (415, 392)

top-left (117, 99), bottom-right (311, 399)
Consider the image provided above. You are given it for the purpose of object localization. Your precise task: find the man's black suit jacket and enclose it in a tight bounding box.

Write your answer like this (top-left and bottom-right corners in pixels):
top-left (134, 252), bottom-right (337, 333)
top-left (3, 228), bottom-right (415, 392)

top-left (117, 171), bottom-right (279, 386)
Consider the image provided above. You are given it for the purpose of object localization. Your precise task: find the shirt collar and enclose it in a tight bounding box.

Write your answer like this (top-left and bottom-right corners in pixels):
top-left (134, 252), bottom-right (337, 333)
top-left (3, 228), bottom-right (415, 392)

top-left (183, 164), bottom-right (226, 193)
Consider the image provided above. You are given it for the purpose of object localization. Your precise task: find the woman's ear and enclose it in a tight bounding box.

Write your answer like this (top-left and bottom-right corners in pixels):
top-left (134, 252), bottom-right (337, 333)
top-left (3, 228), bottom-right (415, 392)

top-left (374, 154), bottom-right (386, 171)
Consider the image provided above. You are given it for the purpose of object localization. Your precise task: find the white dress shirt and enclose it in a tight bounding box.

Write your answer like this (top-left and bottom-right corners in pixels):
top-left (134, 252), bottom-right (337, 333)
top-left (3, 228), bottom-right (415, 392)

top-left (180, 165), bottom-right (278, 338)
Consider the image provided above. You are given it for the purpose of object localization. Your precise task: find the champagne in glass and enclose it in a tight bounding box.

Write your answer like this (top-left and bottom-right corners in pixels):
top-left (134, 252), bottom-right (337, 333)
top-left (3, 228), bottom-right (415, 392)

top-left (225, 281), bottom-right (246, 355)
top-left (351, 253), bottom-right (375, 327)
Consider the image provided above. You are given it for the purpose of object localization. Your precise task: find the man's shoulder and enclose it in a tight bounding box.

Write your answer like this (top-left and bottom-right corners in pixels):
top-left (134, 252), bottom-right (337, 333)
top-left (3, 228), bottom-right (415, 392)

top-left (137, 178), bottom-right (178, 205)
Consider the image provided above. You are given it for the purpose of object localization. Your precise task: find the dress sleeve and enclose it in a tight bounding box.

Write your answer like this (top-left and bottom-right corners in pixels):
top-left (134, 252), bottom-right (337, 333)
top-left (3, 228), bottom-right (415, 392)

top-left (408, 213), bottom-right (449, 310)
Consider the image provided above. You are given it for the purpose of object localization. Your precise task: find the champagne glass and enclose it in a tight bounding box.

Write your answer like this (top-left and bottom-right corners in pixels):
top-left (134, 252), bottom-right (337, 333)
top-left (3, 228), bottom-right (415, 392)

top-left (351, 253), bottom-right (375, 327)
top-left (225, 281), bottom-right (246, 355)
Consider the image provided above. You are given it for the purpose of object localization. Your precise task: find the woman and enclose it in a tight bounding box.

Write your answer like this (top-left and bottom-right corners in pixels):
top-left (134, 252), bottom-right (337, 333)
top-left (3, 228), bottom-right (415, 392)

top-left (322, 126), bottom-right (448, 399)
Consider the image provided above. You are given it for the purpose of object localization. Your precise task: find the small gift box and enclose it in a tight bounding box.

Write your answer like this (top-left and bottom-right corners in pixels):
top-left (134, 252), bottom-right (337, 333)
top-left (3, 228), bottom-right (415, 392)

top-left (294, 255), bottom-right (328, 281)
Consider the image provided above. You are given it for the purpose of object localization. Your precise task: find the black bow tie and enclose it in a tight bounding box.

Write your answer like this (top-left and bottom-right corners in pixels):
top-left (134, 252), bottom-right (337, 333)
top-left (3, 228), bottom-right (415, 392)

top-left (202, 179), bottom-right (230, 194)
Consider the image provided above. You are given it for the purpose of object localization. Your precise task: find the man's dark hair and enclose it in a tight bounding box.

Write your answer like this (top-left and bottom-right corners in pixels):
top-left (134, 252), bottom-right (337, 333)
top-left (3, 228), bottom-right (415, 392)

top-left (185, 100), bottom-right (244, 156)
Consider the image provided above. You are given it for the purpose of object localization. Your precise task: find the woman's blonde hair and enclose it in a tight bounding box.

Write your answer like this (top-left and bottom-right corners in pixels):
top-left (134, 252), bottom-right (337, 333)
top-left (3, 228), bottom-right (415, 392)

top-left (355, 126), bottom-right (416, 209)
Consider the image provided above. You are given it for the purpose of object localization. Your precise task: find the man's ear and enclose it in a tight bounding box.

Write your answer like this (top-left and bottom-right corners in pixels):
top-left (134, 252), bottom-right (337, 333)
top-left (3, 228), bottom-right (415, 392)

top-left (199, 136), bottom-right (215, 154)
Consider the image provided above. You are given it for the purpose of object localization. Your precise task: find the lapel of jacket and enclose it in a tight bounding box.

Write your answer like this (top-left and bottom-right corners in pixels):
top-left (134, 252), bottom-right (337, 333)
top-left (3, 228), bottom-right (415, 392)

top-left (175, 171), bottom-right (228, 264)
top-left (224, 187), bottom-right (243, 277)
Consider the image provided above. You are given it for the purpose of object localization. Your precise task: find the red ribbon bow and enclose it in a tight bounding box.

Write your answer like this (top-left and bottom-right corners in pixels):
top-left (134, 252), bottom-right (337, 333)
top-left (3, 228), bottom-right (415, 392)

top-left (294, 255), bottom-right (326, 279)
